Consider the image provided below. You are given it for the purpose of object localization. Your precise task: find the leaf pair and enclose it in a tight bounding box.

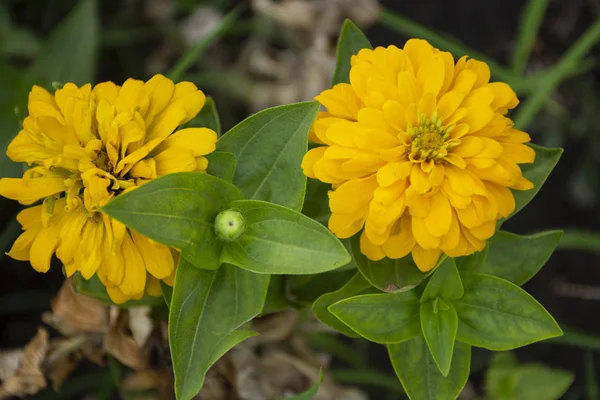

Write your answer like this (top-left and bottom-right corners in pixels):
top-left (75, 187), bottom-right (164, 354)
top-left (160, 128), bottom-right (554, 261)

top-left (102, 100), bottom-right (351, 400)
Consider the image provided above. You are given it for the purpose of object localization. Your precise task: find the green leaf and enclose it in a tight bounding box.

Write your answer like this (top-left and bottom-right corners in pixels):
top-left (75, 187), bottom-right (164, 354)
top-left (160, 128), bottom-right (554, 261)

top-left (160, 281), bottom-right (173, 308)
top-left (220, 200), bottom-right (350, 274)
top-left (330, 289), bottom-right (421, 344)
top-left (73, 273), bottom-right (163, 308)
top-left (332, 19), bottom-right (372, 85)
top-left (455, 246), bottom-right (488, 274)
top-left (313, 273), bottom-right (376, 337)
top-left (480, 230), bottom-right (562, 285)
top-left (217, 101), bottom-right (319, 210)
top-left (26, 0), bottom-right (98, 88)
top-left (285, 369), bottom-right (324, 400)
top-left (185, 96), bottom-right (221, 134)
top-left (287, 268), bottom-right (356, 305)
top-left (389, 335), bottom-right (471, 400)
top-left (509, 144), bottom-right (562, 218)
top-left (169, 258), bottom-right (267, 400)
top-left (421, 258), bottom-right (464, 302)
top-left (0, 62), bottom-right (27, 178)
top-left (455, 273), bottom-right (562, 350)
top-left (484, 352), bottom-right (574, 400)
top-left (102, 172), bottom-right (243, 270)
top-left (206, 151), bottom-right (236, 182)
top-left (351, 235), bottom-right (430, 293)
top-left (301, 178), bottom-right (331, 225)
top-left (420, 300), bottom-right (458, 376)
top-left (261, 275), bottom-right (295, 315)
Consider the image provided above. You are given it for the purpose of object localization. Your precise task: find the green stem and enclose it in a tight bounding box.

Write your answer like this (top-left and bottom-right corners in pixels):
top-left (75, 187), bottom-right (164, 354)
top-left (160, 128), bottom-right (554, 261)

top-left (510, 0), bottom-right (550, 74)
top-left (557, 229), bottom-right (600, 253)
top-left (168, 6), bottom-right (243, 82)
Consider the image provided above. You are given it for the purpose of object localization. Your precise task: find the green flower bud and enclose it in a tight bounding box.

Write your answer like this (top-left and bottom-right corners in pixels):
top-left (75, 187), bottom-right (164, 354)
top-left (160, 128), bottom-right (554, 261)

top-left (214, 209), bottom-right (245, 241)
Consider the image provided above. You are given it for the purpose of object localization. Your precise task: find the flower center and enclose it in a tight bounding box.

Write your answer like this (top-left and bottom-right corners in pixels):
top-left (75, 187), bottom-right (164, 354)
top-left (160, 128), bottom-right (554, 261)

top-left (407, 112), bottom-right (456, 162)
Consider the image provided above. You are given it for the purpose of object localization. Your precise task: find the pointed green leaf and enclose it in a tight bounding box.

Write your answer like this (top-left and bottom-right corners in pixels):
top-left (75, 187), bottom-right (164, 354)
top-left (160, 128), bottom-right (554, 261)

top-left (160, 281), bottom-right (173, 307)
top-left (351, 235), bottom-right (430, 293)
top-left (421, 258), bottom-right (464, 302)
top-left (185, 96), bottom-right (221, 135)
top-left (73, 273), bottom-right (163, 308)
top-left (389, 335), bottom-right (471, 400)
top-left (420, 300), bottom-right (458, 376)
top-left (509, 144), bottom-right (562, 218)
top-left (332, 20), bottom-right (372, 85)
top-left (102, 172), bottom-right (243, 270)
top-left (169, 258), bottom-right (268, 400)
top-left (313, 273), bottom-right (376, 337)
top-left (206, 151), bottom-right (236, 182)
top-left (220, 200), bottom-right (350, 274)
top-left (27, 0), bottom-right (98, 88)
top-left (330, 289), bottom-right (421, 344)
top-left (217, 101), bottom-right (319, 210)
top-left (480, 230), bottom-right (562, 286)
top-left (455, 246), bottom-right (488, 274)
top-left (287, 268), bottom-right (356, 305)
top-left (455, 273), bottom-right (563, 350)
top-left (484, 352), bottom-right (574, 400)
top-left (286, 369), bottom-right (324, 400)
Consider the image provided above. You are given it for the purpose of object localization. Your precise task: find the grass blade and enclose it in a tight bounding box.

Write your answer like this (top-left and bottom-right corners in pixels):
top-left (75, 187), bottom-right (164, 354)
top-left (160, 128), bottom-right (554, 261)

top-left (168, 6), bottom-right (242, 82)
top-left (514, 19), bottom-right (600, 129)
top-left (511, 0), bottom-right (550, 74)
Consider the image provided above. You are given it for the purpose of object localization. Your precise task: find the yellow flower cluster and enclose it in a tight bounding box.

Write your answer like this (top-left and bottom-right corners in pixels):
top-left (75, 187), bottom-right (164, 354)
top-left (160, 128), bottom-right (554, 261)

top-left (302, 40), bottom-right (534, 272)
top-left (0, 74), bottom-right (216, 303)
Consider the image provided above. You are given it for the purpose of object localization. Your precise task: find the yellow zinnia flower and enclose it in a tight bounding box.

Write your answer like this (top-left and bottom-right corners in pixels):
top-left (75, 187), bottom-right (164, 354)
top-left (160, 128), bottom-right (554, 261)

top-left (302, 39), bottom-right (535, 272)
top-left (0, 74), bottom-right (217, 303)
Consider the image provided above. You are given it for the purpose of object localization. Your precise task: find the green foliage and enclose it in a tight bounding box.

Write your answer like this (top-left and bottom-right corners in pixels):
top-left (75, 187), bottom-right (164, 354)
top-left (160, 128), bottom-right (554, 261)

top-left (287, 268), bottom-right (356, 305)
top-left (479, 230), bottom-right (562, 285)
top-left (168, 258), bottom-right (266, 400)
top-left (284, 370), bottom-right (324, 400)
top-left (420, 299), bottom-right (458, 376)
top-left (102, 172), bottom-right (243, 270)
top-left (186, 97), bottom-right (222, 134)
top-left (332, 20), bottom-right (372, 85)
top-left (509, 144), bottom-right (562, 218)
top-left (313, 273), bottom-right (376, 337)
top-left (389, 335), bottom-right (471, 400)
top-left (330, 289), bottom-right (421, 344)
top-left (421, 258), bottom-right (463, 302)
top-left (220, 200), bottom-right (350, 274)
top-left (455, 273), bottom-right (562, 350)
top-left (206, 151), bottom-right (237, 182)
top-left (484, 352), bottom-right (574, 400)
top-left (217, 101), bottom-right (319, 211)
top-left (351, 235), bottom-right (430, 293)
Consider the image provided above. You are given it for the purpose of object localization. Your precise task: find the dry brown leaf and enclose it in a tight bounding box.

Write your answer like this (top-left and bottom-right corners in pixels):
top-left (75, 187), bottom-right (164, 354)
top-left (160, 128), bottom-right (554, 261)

top-left (105, 309), bottom-right (148, 371)
top-left (0, 328), bottom-right (49, 399)
top-left (42, 278), bottom-right (108, 337)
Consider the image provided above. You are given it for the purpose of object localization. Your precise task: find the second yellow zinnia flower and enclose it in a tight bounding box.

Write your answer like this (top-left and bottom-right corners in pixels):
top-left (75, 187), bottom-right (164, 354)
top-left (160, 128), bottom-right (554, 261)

top-left (302, 39), bottom-right (535, 272)
top-left (0, 74), bottom-right (217, 303)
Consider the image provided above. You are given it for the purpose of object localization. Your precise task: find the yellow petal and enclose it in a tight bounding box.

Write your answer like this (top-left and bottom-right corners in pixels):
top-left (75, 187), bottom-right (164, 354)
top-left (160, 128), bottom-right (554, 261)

top-left (0, 175), bottom-right (67, 205)
top-left (501, 142), bottom-right (535, 164)
top-left (7, 229), bottom-right (40, 261)
top-left (154, 127), bottom-right (217, 156)
top-left (131, 231), bottom-right (174, 279)
top-left (360, 231), bottom-right (386, 261)
top-left (438, 91), bottom-right (464, 122)
top-left (424, 193), bottom-right (452, 237)
top-left (106, 286), bottom-right (133, 305)
top-left (410, 164), bottom-right (432, 194)
top-left (439, 210), bottom-right (461, 251)
top-left (119, 232), bottom-right (147, 296)
top-left (301, 147), bottom-right (327, 178)
top-left (411, 246), bottom-right (441, 272)
top-left (417, 56), bottom-right (445, 97)
top-left (56, 209), bottom-right (88, 264)
top-left (382, 100), bottom-right (407, 131)
top-left (75, 219), bottom-right (104, 279)
top-left (142, 74), bottom-right (176, 126)
top-left (315, 83), bottom-right (361, 120)
top-left (146, 275), bottom-right (162, 297)
top-left (377, 161), bottom-right (413, 187)
top-left (382, 215), bottom-right (415, 259)
top-left (411, 217), bottom-right (440, 249)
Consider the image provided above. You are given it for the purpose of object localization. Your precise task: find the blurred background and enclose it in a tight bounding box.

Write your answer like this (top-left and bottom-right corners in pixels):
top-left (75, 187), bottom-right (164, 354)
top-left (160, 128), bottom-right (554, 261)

top-left (1, 0), bottom-right (600, 399)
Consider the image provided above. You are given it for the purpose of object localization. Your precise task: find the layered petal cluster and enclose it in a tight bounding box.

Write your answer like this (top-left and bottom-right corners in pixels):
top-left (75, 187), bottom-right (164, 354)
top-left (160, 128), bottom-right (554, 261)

top-left (302, 40), bottom-right (535, 272)
top-left (0, 74), bottom-right (217, 303)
